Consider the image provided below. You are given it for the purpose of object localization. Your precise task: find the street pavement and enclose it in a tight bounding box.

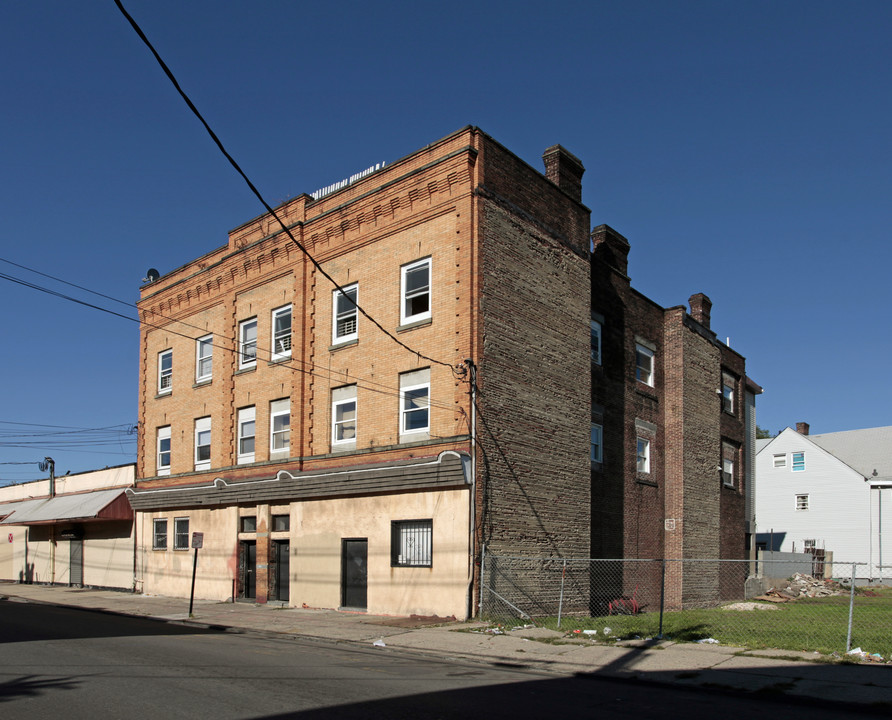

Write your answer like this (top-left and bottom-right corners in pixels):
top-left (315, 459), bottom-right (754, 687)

top-left (2, 582), bottom-right (890, 712)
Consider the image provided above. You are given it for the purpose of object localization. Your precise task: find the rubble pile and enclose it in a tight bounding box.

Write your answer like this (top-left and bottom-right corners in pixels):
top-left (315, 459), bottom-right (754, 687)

top-left (755, 573), bottom-right (844, 602)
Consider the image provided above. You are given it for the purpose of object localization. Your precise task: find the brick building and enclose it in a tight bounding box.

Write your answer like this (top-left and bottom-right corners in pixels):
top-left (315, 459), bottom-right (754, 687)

top-left (128, 126), bottom-right (756, 618)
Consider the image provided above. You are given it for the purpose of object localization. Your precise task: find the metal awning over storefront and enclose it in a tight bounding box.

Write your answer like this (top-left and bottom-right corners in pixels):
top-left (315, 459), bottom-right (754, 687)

top-left (0, 488), bottom-right (132, 525)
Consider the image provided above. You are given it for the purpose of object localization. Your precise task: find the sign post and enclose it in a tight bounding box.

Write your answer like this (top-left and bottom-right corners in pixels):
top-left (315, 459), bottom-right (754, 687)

top-left (189, 532), bottom-right (203, 616)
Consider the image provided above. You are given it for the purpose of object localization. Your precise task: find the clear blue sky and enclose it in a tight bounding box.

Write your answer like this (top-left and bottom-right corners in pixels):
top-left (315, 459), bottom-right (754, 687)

top-left (2, 1), bottom-right (891, 483)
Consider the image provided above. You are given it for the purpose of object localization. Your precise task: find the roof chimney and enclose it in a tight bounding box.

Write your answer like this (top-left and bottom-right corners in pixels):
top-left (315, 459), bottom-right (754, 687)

top-left (689, 293), bottom-right (712, 330)
top-left (542, 145), bottom-right (585, 203)
top-left (796, 422), bottom-right (810, 436)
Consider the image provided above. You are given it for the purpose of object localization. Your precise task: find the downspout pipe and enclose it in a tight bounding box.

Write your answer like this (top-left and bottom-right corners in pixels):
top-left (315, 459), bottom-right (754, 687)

top-left (464, 358), bottom-right (477, 619)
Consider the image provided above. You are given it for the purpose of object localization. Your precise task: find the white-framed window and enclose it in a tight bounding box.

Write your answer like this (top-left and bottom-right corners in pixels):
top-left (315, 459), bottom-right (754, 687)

top-left (332, 284), bottom-right (358, 344)
top-left (237, 406), bottom-right (256, 464)
top-left (195, 335), bottom-right (213, 382)
top-left (722, 442), bottom-right (737, 487)
top-left (635, 343), bottom-right (654, 387)
top-left (239, 318), bottom-right (258, 369)
top-left (271, 305), bottom-right (292, 361)
top-left (331, 385), bottom-right (357, 446)
top-left (270, 398), bottom-right (290, 455)
top-left (174, 517), bottom-right (189, 550)
top-left (591, 320), bottom-right (602, 365)
top-left (158, 349), bottom-right (173, 394)
top-left (391, 519), bottom-right (432, 567)
top-left (194, 417), bottom-right (211, 471)
top-left (153, 518), bottom-right (167, 550)
top-left (636, 437), bottom-right (650, 473)
top-left (590, 423), bottom-right (603, 463)
top-left (722, 377), bottom-right (735, 414)
top-left (796, 494), bottom-right (809, 511)
top-left (773, 453), bottom-right (786, 468)
top-left (400, 258), bottom-right (431, 324)
top-left (157, 426), bottom-right (171, 476)
top-left (400, 368), bottom-right (430, 436)
top-left (792, 451), bottom-right (806, 472)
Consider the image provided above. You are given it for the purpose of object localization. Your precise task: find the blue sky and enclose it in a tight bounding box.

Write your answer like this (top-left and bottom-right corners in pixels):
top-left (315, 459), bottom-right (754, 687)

top-left (2, 1), bottom-right (891, 483)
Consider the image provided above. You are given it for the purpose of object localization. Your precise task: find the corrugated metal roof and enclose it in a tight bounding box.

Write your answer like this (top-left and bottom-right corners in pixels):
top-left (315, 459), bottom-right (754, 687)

top-left (0, 489), bottom-right (129, 524)
top-left (807, 426), bottom-right (892, 482)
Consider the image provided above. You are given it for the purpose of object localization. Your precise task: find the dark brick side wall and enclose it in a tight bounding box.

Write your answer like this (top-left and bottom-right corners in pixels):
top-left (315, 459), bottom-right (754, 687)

top-left (478, 197), bottom-right (591, 558)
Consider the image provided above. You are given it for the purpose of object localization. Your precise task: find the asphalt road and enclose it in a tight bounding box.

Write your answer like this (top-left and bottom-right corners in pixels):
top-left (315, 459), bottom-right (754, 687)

top-left (0, 599), bottom-right (879, 719)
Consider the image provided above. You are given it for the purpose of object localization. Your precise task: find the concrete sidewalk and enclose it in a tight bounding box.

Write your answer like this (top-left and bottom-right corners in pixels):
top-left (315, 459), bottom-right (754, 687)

top-left (2, 582), bottom-right (890, 711)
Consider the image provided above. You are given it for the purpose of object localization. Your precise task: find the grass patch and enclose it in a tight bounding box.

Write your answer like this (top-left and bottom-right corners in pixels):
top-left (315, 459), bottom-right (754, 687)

top-left (502, 587), bottom-right (892, 656)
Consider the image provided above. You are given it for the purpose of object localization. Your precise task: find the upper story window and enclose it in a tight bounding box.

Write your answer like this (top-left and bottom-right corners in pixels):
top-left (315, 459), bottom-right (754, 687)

top-left (331, 385), bottom-right (357, 447)
top-left (196, 335), bottom-right (213, 382)
top-left (194, 416), bottom-right (211, 471)
top-left (722, 373), bottom-right (735, 414)
top-left (722, 443), bottom-right (736, 487)
top-left (239, 318), bottom-right (258, 369)
top-left (773, 453), bottom-right (786, 468)
top-left (333, 285), bottom-right (358, 344)
top-left (636, 437), bottom-right (650, 473)
top-left (271, 305), bottom-right (292, 361)
top-left (158, 349), bottom-right (173, 395)
top-left (401, 258), bottom-right (431, 324)
top-left (635, 343), bottom-right (654, 387)
top-left (590, 423), bottom-right (603, 463)
top-left (792, 451), bottom-right (806, 472)
top-left (400, 368), bottom-right (430, 436)
top-left (591, 321), bottom-right (602, 365)
top-left (157, 426), bottom-right (171, 476)
top-left (237, 406), bottom-right (256, 464)
top-left (270, 398), bottom-right (290, 455)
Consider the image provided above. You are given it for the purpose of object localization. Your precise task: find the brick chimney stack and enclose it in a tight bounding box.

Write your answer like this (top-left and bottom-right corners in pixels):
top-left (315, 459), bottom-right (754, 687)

top-left (542, 145), bottom-right (585, 203)
top-left (796, 422), bottom-right (810, 435)
top-left (689, 293), bottom-right (712, 330)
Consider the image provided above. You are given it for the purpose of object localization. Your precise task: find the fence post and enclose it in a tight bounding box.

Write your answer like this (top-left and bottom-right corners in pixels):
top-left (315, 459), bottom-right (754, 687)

top-left (478, 543), bottom-right (486, 617)
top-left (846, 562), bottom-right (856, 652)
top-left (657, 559), bottom-right (666, 639)
top-left (557, 559), bottom-right (567, 629)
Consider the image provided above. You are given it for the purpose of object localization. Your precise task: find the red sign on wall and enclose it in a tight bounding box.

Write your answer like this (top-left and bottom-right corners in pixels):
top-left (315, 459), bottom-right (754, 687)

top-left (7, 534), bottom-right (12, 543)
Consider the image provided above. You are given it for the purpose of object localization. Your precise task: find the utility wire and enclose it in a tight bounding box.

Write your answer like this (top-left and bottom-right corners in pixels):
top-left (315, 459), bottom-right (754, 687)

top-left (114, 0), bottom-right (463, 379)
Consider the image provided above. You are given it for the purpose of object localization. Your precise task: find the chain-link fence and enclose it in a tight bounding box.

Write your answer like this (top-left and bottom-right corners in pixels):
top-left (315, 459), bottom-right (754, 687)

top-left (478, 551), bottom-right (892, 658)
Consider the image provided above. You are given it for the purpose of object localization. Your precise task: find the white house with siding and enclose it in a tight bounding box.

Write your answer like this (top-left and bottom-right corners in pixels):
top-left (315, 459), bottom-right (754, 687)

top-left (755, 423), bottom-right (892, 583)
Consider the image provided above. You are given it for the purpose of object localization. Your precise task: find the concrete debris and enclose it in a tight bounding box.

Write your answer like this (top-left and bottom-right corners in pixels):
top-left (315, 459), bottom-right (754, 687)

top-left (757, 573), bottom-right (845, 602)
top-left (722, 602), bottom-right (778, 611)
top-left (697, 638), bottom-right (720, 644)
top-left (373, 639), bottom-right (386, 647)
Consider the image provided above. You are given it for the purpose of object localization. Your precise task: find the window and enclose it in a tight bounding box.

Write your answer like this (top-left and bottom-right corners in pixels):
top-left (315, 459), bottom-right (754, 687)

top-left (174, 517), bottom-right (189, 550)
top-left (333, 284), bottom-right (358, 343)
top-left (237, 406), bottom-right (256, 464)
top-left (635, 343), bottom-right (654, 387)
top-left (391, 519), bottom-right (432, 567)
top-left (272, 515), bottom-right (290, 532)
top-left (157, 426), bottom-right (171, 476)
top-left (270, 398), bottom-right (290, 455)
top-left (591, 321), bottom-right (602, 365)
top-left (240, 516), bottom-right (256, 533)
top-left (332, 385), bottom-right (357, 446)
top-left (796, 494), bottom-right (809, 511)
top-left (590, 424), bottom-right (603, 463)
top-left (722, 375), bottom-right (735, 414)
top-left (196, 335), bottom-right (212, 382)
top-left (722, 442), bottom-right (737, 487)
top-left (271, 305), bottom-right (292, 361)
top-left (239, 318), bottom-right (258, 369)
top-left (773, 453), bottom-right (786, 468)
top-left (792, 451), bottom-right (805, 472)
top-left (400, 258), bottom-right (431, 324)
top-left (636, 437), bottom-right (650, 473)
top-left (158, 349), bottom-right (173, 394)
top-left (400, 368), bottom-right (430, 436)
top-left (194, 417), bottom-right (211, 471)
top-left (153, 518), bottom-right (167, 550)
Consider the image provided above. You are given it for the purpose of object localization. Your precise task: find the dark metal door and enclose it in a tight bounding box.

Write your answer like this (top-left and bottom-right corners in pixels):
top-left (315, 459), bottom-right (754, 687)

top-left (69, 538), bottom-right (83, 587)
top-left (275, 541), bottom-right (290, 602)
top-left (240, 541), bottom-right (256, 599)
top-left (341, 539), bottom-right (367, 609)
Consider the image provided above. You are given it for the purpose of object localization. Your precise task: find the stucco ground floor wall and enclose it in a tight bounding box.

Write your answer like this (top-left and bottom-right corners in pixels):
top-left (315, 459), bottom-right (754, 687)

top-left (137, 487), bottom-right (471, 619)
top-left (0, 521), bottom-right (134, 589)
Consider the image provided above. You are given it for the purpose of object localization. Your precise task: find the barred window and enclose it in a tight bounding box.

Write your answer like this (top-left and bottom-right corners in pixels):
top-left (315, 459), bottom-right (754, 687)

top-left (153, 518), bottom-right (167, 550)
top-left (173, 517), bottom-right (189, 550)
top-left (391, 519), bottom-right (432, 567)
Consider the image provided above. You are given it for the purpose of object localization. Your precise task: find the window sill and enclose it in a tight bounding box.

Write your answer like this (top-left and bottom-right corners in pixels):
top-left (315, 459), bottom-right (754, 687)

top-left (391, 564), bottom-right (433, 569)
top-left (635, 387), bottom-right (658, 402)
top-left (635, 477), bottom-right (657, 487)
top-left (330, 443), bottom-right (357, 454)
top-left (154, 392), bottom-right (172, 400)
top-left (329, 338), bottom-right (358, 352)
top-left (235, 365), bottom-right (256, 376)
top-left (399, 431), bottom-right (431, 443)
top-left (193, 379), bottom-right (212, 389)
top-left (152, 548), bottom-right (167, 552)
top-left (397, 317), bottom-right (432, 333)
top-left (268, 356), bottom-right (291, 366)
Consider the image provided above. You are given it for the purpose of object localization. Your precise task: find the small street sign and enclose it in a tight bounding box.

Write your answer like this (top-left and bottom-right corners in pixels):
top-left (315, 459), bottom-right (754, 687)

top-left (192, 532), bottom-right (204, 549)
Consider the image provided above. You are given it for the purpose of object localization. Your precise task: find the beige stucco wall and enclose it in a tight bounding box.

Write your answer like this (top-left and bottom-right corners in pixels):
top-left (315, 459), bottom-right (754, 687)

top-left (137, 487), bottom-right (471, 618)
top-left (0, 526), bottom-right (27, 581)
